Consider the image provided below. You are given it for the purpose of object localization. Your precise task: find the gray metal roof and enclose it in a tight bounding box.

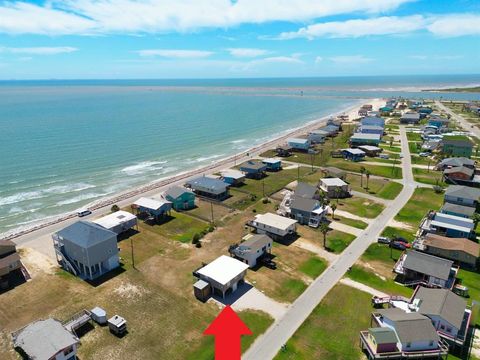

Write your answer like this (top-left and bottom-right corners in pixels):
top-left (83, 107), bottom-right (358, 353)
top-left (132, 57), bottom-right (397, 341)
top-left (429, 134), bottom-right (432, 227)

top-left (13, 319), bottom-right (79, 360)
top-left (440, 202), bottom-right (476, 217)
top-left (401, 112), bottom-right (421, 120)
top-left (165, 185), bottom-right (192, 199)
top-left (439, 157), bottom-right (475, 168)
top-left (295, 182), bottom-right (317, 199)
top-left (444, 166), bottom-right (474, 177)
top-left (240, 234), bottom-right (272, 252)
top-left (445, 185), bottom-right (480, 201)
top-left (239, 160), bottom-right (267, 172)
top-left (414, 287), bottom-right (467, 329)
top-left (186, 176), bottom-right (228, 194)
top-left (56, 221), bottom-right (117, 249)
top-left (368, 327), bottom-right (398, 344)
top-left (290, 196), bottom-right (320, 212)
top-left (403, 251), bottom-right (453, 281)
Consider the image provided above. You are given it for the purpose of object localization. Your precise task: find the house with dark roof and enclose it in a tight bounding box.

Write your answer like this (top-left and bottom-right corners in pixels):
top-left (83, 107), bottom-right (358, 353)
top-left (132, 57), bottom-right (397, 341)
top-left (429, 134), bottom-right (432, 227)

top-left (307, 129), bottom-right (328, 143)
top-left (52, 221), bottom-right (120, 281)
top-left (394, 250), bottom-right (457, 289)
top-left (228, 234), bottom-right (273, 268)
top-left (442, 136), bottom-right (474, 157)
top-left (443, 166), bottom-right (474, 183)
top-left (186, 176), bottom-right (229, 200)
top-left (289, 196), bottom-right (327, 228)
top-left (400, 112), bottom-right (421, 124)
top-left (239, 160), bottom-right (268, 179)
top-left (444, 185), bottom-right (480, 208)
top-left (295, 182), bottom-right (318, 199)
top-left (164, 185), bottom-right (196, 210)
top-left (342, 148), bottom-right (366, 162)
top-left (429, 117), bottom-right (450, 129)
top-left (437, 157), bottom-right (475, 171)
top-left (440, 202), bottom-right (476, 219)
top-left (359, 125), bottom-right (384, 135)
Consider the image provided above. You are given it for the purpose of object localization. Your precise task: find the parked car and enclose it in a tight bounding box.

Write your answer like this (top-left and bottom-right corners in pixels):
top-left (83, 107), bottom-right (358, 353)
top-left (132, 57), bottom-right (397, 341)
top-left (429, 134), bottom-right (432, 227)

top-left (261, 257), bottom-right (277, 270)
top-left (377, 236), bottom-right (391, 244)
top-left (77, 209), bottom-right (92, 217)
top-left (378, 154), bottom-right (390, 159)
top-left (399, 153), bottom-right (404, 159)
top-left (392, 236), bottom-right (409, 244)
top-left (390, 241), bottom-right (406, 250)
top-left (419, 152), bottom-right (430, 157)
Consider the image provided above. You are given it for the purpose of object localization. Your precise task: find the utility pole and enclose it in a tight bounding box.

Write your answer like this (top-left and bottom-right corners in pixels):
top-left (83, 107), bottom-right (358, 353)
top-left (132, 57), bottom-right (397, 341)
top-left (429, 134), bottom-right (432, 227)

top-left (297, 164), bottom-right (300, 180)
top-left (131, 237), bottom-right (136, 270)
top-left (262, 179), bottom-right (265, 197)
top-left (210, 201), bottom-right (214, 224)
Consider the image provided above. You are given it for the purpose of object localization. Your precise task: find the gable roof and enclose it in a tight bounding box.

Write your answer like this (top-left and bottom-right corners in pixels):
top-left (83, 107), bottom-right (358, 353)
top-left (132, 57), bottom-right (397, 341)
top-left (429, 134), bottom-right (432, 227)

top-left (134, 197), bottom-right (171, 210)
top-left (342, 148), bottom-right (366, 155)
top-left (414, 287), bottom-right (467, 329)
top-left (290, 196), bottom-right (320, 213)
top-left (295, 182), bottom-right (317, 199)
top-left (240, 234), bottom-right (272, 252)
top-left (443, 136), bottom-right (473, 147)
top-left (440, 203), bottom-right (476, 217)
top-left (403, 251), bottom-right (453, 281)
top-left (239, 160), bottom-right (267, 171)
top-left (351, 133), bottom-right (381, 140)
top-left (439, 157), bottom-right (475, 168)
top-left (445, 185), bottom-right (480, 201)
top-left (165, 185), bottom-right (193, 199)
top-left (423, 233), bottom-right (480, 258)
top-left (368, 327), bottom-right (398, 344)
top-left (444, 166), bottom-right (474, 177)
top-left (254, 213), bottom-right (297, 231)
top-left (56, 221), bottom-right (116, 249)
top-left (186, 176), bottom-right (228, 194)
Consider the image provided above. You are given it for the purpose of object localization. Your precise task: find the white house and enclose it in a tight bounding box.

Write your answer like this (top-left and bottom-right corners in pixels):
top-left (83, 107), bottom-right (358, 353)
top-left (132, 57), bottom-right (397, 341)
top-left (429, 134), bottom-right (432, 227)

top-left (229, 234), bottom-right (273, 268)
top-left (93, 210), bottom-right (137, 235)
top-left (249, 213), bottom-right (297, 240)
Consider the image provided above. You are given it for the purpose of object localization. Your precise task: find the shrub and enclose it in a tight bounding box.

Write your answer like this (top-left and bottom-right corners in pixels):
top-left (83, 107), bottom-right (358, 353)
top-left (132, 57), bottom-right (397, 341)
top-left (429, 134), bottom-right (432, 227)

top-left (111, 204), bottom-right (120, 212)
top-left (433, 185), bottom-right (444, 194)
top-left (192, 233), bottom-right (200, 244)
top-left (252, 209), bottom-right (257, 213)
top-left (250, 195), bottom-right (257, 201)
top-left (262, 198), bottom-right (270, 204)
top-left (195, 241), bottom-right (202, 248)
top-left (208, 225), bottom-right (215, 232)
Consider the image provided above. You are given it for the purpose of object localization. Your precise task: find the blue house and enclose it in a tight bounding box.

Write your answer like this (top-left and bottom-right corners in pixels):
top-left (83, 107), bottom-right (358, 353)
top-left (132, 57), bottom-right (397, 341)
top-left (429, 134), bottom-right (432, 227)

top-left (262, 158), bottom-right (282, 171)
top-left (287, 138), bottom-right (311, 152)
top-left (308, 130), bottom-right (328, 143)
top-left (350, 133), bottom-right (381, 146)
top-left (164, 186), bottom-right (196, 211)
top-left (361, 116), bottom-right (385, 128)
top-left (319, 124), bottom-right (339, 136)
top-left (444, 185), bottom-right (480, 208)
top-left (186, 176), bottom-right (229, 200)
top-left (418, 107), bottom-right (433, 115)
top-left (342, 148), bottom-right (366, 162)
top-left (134, 197), bottom-right (173, 219)
top-left (220, 169), bottom-right (245, 186)
top-left (359, 125), bottom-right (384, 135)
top-left (239, 160), bottom-right (268, 179)
top-left (428, 117), bottom-right (449, 128)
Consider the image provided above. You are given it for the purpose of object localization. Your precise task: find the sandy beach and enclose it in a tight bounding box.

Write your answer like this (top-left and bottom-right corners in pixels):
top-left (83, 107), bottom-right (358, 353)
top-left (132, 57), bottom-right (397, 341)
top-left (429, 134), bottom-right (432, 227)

top-left (3, 98), bottom-right (384, 262)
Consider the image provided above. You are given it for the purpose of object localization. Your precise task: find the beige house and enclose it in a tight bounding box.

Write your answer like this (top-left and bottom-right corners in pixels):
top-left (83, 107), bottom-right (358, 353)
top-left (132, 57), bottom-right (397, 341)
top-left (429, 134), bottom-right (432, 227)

top-left (0, 240), bottom-right (21, 283)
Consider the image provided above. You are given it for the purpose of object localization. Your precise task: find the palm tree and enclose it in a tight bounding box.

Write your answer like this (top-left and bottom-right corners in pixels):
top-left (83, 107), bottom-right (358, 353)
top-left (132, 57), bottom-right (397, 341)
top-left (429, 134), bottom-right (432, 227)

top-left (334, 187), bottom-right (341, 204)
top-left (330, 203), bottom-right (337, 220)
top-left (360, 166), bottom-right (366, 188)
top-left (319, 222), bottom-right (329, 250)
top-left (473, 213), bottom-right (480, 230)
top-left (365, 170), bottom-right (371, 190)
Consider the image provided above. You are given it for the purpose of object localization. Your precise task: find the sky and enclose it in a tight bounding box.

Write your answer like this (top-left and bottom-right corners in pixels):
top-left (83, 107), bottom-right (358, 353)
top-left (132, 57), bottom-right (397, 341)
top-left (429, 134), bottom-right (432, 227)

top-left (0, 0), bottom-right (479, 79)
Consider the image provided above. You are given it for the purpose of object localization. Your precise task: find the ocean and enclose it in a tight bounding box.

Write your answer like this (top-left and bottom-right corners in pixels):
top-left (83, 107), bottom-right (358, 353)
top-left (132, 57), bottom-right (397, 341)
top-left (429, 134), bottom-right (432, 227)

top-left (1, 75), bottom-right (480, 235)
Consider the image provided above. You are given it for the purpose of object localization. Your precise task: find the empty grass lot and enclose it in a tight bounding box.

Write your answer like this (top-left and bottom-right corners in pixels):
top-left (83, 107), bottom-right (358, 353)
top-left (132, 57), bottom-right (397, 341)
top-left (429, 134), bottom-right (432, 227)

top-left (412, 168), bottom-right (445, 186)
top-left (380, 144), bottom-right (401, 153)
top-left (274, 284), bottom-right (372, 360)
top-left (346, 174), bottom-right (403, 200)
top-left (394, 187), bottom-right (444, 228)
top-left (325, 229), bottom-right (356, 253)
top-left (380, 226), bottom-right (416, 242)
top-left (406, 132), bottom-right (422, 141)
top-left (325, 158), bottom-right (402, 179)
top-left (299, 256), bottom-right (328, 279)
top-left (153, 211), bottom-right (211, 243)
top-left (338, 197), bottom-right (385, 219)
top-left (334, 215), bottom-right (368, 230)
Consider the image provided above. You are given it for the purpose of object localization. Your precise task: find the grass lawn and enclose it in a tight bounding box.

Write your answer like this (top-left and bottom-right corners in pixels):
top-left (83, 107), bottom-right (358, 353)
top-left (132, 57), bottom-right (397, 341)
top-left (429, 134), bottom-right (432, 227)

top-left (408, 141), bottom-right (421, 154)
top-left (407, 132), bottom-right (423, 141)
top-left (366, 157), bottom-right (400, 165)
top-left (154, 211), bottom-right (211, 243)
top-left (380, 144), bottom-right (401, 153)
top-left (325, 229), bottom-right (356, 253)
top-left (274, 284), bottom-right (372, 360)
top-left (361, 243), bottom-right (404, 264)
top-left (325, 158), bottom-right (402, 179)
top-left (338, 197), bottom-right (385, 219)
top-left (394, 187), bottom-right (444, 228)
top-left (334, 215), bottom-right (369, 229)
top-left (380, 226), bottom-right (415, 242)
top-left (412, 168), bottom-right (445, 186)
top-left (411, 155), bottom-right (435, 165)
top-left (456, 269), bottom-right (480, 326)
top-left (192, 310), bottom-right (274, 359)
top-left (299, 256), bottom-right (328, 279)
top-left (345, 174), bottom-right (403, 200)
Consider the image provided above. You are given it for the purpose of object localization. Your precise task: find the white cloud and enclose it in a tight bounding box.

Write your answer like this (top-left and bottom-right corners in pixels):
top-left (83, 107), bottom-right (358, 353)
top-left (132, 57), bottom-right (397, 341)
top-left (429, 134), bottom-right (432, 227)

top-left (136, 49), bottom-right (214, 58)
top-left (0, 0), bottom-right (413, 35)
top-left (315, 56), bottom-right (323, 64)
top-left (0, 46), bottom-right (78, 55)
top-left (409, 55), bottom-right (428, 60)
top-left (330, 55), bottom-right (374, 64)
top-left (227, 48), bottom-right (269, 58)
top-left (258, 56), bottom-right (303, 64)
top-left (427, 14), bottom-right (480, 37)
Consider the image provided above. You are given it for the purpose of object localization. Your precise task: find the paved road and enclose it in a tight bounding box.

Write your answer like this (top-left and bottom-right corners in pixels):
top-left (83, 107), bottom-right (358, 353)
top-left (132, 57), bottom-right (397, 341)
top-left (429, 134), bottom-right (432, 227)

top-left (435, 100), bottom-right (480, 139)
top-left (243, 126), bottom-right (415, 360)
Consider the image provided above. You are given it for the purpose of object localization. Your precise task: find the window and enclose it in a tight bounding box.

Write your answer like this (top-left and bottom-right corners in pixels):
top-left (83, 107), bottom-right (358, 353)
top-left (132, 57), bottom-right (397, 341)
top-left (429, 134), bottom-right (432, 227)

top-left (447, 327), bottom-right (452, 333)
top-left (64, 346), bottom-right (74, 356)
top-left (440, 324), bottom-right (445, 330)
top-left (429, 341), bottom-right (434, 346)
top-left (406, 343), bottom-right (411, 348)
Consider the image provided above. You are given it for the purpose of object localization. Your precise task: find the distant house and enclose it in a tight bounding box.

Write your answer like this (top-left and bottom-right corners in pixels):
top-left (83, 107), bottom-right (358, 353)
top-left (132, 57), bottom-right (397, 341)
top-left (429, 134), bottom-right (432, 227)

top-left (400, 112), bottom-right (421, 124)
top-left (429, 117), bottom-right (450, 128)
top-left (289, 196), bottom-right (328, 227)
top-left (322, 167), bottom-right (347, 180)
top-left (133, 197), bottom-right (172, 219)
top-left (414, 233), bottom-right (479, 268)
top-left (342, 148), bottom-right (366, 162)
top-left (418, 106), bottom-right (433, 115)
top-left (248, 213), bottom-right (297, 240)
top-left (53, 221), bottom-right (120, 281)
top-left (319, 178), bottom-right (350, 199)
top-left (443, 166), bottom-right (474, 182)
top-left (92, 210), bottom-right (137, 235)
top-left (440, 202), bottom-right (476, 219)
top-left (319, 124), bottom-right (339, 136)
top-left (195, 255), bottom-right (249, 299)
top-left (444, 185), bottom-right (480, 208)
top-left (394, 250), bottom-right (456, 289)
top-left (220, 170), bottom-right (246, 186)
top-left (350, 133), bottom-right (381, 146)
top-left (287, 138), bottom-right (311, 152)
top-left (275, 145), bottom-right (292, 157)
top-left (437, 157), bottom-right (475, 171)
top-left (262, 158), bottom-right (282, 171)
top-left (442, 136), bottom-right (474, 157)
top-left (307, 130), bottom-right (328, 144)
top-left (186, 176), bottom-right (229, 200)
top-left (164, 185), bottom-right (196, 210)
top-left (379, 106), bottom-right (393, 114)
top-left (359, 125), bottom-right (384, 135)
top-left (12, 318), bottom-right (79, 360)
top-left (361, 116), bottom-right (385, 128)
top-left (0, 240), bottom-right (22, 288)
top-left (358, 145), bottom-right (383, 157)
top-left (295, 182), bottom-right (318, 199)
top-left (229, 234), bottom-right (273, 268)
top-left (419, 211), bottom-right (475, 239)
top-left (239, 160), bottom-right (267, 179)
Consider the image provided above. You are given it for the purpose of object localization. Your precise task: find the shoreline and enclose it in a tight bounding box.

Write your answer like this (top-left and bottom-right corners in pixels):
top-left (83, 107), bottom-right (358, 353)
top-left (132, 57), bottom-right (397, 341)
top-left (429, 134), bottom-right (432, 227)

top-left (1, 98), bottom-right (378, 243)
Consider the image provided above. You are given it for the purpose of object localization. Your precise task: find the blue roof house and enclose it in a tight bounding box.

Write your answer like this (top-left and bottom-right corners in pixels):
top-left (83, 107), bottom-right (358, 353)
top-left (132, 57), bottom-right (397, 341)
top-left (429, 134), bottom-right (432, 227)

top-left (240, 160), bottom-right (268, 179)
top-left (342, 148), bottom-right (366, 162)
top-left (186, 176), bottom-right (229, 200)
top-left (350, 133), bottom-right (381, 146)
top-left (361, 117), bottom-right (385, 128)
top-left (262, 158), bottom-right (282, 171)
top-left (359, 125), bottom-right (384, 135)
top-left (287, 138), bottom-right (311, 152)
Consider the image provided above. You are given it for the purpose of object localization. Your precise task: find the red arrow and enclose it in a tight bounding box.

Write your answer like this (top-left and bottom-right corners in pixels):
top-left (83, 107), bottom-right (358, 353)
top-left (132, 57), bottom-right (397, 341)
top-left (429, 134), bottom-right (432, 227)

top-left (203, 305), bottom-right (252, 360)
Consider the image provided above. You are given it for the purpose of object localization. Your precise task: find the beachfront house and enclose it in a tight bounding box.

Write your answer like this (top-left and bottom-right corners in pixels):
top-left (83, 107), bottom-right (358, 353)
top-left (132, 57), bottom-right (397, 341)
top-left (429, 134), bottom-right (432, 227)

top-left (133, 197), bottom-right (173, 220)
top-left (287, 138), bottom-right (311, 152)
top-left (164, 185), bottom-right (196, 210)
top-left (444, 185), bottom-right (480, 208)
top-left (289, 196), bottom-right (327, 228)
top-left (342, 148), bottom-right (366, 162)
top-left (275, 145), bottom-right (292, 157)
top-left (220, 169), bottom-right (246, 186)
top-left (307, 130), bottom-right (328, 144)
top-left (12, 318), bottom-right (80, 360)
top-left (319, 124), bottom-right (339, 136)
top-left (319, 177), bottom-right (350, 199)
top-left (437, 157), bottom-right (475, 171)
top-left (350, 133), bottom-right (381, 147)
top-left (418, 106), bottom-right (433, 115)
top-left (0, 240), bottom-right (22, 288)
top-left (440, 202), bottom-right (476, 219)
top-left (418, 211), bottom-right (475, 239)
top-left (92, 210), bottom-right (137, 235)
top-left (195, 255), bottom-right (249, 299)
top-left (394, 250), bottom-right (456, 289)
top-left (239, 160), bottom-right (268, 179)
top-left (248, 213), bottom-right (297, 241)
top-left (52, 221), bottom-right (120, 281)
top-left (400, 112), bottom-right (421, 124)
top-left (358, 145), bottom-right (383, 157)
top-left (442, 136), bottom-right (474, 157)
top-left (228, 234), bottom-right (273, 268)
top-left (186, 176), bottom-right (229, 200)
top-left (361, 116), bottom-right (385, 128)
top-left (262, 158), bottom-right (282, 171)
top-left (414, 233), bottom-right (479, 268)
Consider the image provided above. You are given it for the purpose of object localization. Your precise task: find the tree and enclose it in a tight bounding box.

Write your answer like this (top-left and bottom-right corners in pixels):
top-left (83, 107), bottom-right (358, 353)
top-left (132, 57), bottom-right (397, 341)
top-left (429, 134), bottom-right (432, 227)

top-left (365, 170), bottom-right (371, 190)
top-left (334, 187), bottom-right (341, 204)
top-left (389, 137), bottom-right (394, 148)
top-left (473, 213), bottom-right (480, 229)
top-left (319, 222), bottom-right (329, 250)
top-left (111, 204), bottom-right (120, 213)
top-left (360, 166), bottom-right (366, 188)
top-left (330, 203), bottom-right (337, 220)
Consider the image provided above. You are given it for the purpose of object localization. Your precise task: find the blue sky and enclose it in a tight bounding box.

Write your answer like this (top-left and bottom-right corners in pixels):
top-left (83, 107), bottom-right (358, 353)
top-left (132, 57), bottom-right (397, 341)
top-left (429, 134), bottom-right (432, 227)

top-left (0, 0), bottom-right (479, 79)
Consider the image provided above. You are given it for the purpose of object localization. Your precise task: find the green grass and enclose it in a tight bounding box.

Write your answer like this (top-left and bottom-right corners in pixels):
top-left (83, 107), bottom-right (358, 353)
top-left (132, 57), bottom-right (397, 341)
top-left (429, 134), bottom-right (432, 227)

top-left (275, 279), bottom-right (308, 302)
top-left (346, 265), bottom-right (413, 297)
top-left (406, 132), bottom-right (422, 141)
top-left (344, 174), bottom-right (403, 200)
top-left (394, 187), bottom-right (444, 228)
top-left (411, 155), bottom-right (434, 165)
top-left (380, 144), bottom-right (401, 153)
top-left (412, 168), bottom-right (445, 186)
top-left (380, 227), bottom-right (415, 242)
top-left (325, 229), bottom-right (356, 253)
top-left (153, 211), bottom-right (210, 243)
top-left (299, 256), bottom-right (328, 279)
top-left (191, 310), bottom-right (274, 359)
top-left (334, 215), bottom-right (368, 229)
top-left (376, 181), bottom-right (403, 200)
top-left (325, 158), bottom-right (402, 179)
top-left (339, 197), bottom-right (385, 219)
top-left (274, 284), bottom-right (372, 360)
top-left (456, 269), bottom-right (480, 326)
top-left (408, 141), bottom-right (421, 154)
top-left (362, 242), bottom-right (404, 264)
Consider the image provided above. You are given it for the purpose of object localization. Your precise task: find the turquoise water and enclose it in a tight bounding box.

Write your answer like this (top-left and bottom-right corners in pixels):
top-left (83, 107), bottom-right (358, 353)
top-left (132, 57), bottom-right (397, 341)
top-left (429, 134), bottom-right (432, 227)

top-left (1, 75), bottom-right (480, 234)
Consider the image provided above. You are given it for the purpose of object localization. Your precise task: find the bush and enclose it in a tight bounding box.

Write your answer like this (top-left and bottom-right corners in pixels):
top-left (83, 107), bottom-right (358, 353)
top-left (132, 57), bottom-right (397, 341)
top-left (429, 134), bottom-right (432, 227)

top-left (111, 204), bottom-right (120, 212)
top-left (250, 195), bottom-right (257, 201)
top-left (195, 241), bottom-right (202, 248)
top-left (433, 185), bottom-right (444, 194)
top-left (208, 225), bottom-right (215, 232)
top-left (252, 209), bottom-right (257, 213)
top-left (192, 233), bottom-right (200, 244)
top-left (262, 198), bottom-right (270, 204)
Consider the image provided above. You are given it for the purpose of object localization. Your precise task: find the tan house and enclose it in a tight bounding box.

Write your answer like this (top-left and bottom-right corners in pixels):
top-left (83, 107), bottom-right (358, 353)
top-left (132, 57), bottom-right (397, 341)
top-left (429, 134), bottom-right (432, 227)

top-left (0, 240), bottom-right (21, 285)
